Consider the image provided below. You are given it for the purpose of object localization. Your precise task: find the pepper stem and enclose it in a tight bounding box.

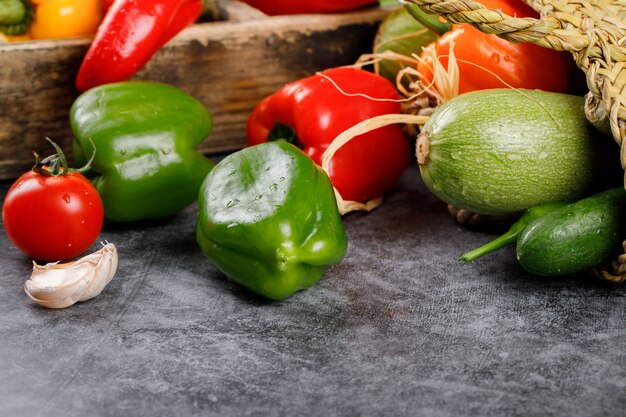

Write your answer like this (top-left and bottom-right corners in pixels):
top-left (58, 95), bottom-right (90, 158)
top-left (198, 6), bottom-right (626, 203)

top-left (268, 122), bottom-right (303, 148)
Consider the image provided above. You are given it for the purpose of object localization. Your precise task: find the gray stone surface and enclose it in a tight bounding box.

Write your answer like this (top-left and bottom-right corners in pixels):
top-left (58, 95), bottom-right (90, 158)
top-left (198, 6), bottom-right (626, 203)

top-left (0, 164), bottom-right (624, 417)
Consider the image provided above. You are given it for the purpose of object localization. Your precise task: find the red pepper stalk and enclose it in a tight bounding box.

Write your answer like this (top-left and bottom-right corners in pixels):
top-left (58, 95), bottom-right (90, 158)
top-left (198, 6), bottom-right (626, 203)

top-left (76, 0), bottom-right (203, 92)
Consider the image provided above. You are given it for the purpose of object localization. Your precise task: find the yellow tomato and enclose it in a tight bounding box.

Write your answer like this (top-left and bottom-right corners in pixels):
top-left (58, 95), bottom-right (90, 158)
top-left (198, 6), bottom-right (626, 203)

top-left (29, 0), bottom-right (102, 40)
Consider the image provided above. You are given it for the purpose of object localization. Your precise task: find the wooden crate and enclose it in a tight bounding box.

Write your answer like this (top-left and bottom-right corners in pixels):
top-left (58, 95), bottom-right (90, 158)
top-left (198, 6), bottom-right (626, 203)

top-left (0, 1), bottom-right (387, 180)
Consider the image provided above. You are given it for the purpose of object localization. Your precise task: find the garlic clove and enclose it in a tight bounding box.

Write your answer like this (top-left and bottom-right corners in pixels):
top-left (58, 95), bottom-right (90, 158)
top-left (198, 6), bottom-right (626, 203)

top-left (77, 244), bottom-right (118, 302)
top-left (24, 243), bottom-right (118, 309)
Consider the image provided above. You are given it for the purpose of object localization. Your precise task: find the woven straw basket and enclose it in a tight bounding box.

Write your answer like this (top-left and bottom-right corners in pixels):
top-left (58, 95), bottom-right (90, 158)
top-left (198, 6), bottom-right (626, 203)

top-left (404, 0), bottom-right (626, 282)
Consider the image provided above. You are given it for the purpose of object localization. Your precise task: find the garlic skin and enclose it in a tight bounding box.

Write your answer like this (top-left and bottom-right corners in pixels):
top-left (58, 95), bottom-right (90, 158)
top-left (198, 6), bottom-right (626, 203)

top-left (24, 243), bottom-right (118, 309)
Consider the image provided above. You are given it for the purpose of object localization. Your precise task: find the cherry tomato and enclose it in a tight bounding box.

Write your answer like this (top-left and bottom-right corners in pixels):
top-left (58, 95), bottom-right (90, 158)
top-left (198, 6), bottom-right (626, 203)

top-left (247, 67), bottom-right (410, 203)
top-left (240, 0), bottom-right (376, 15)
top-left (417, 0), bottom-right (570, 95)
top-left (2, 158), bottom-right (104, 262)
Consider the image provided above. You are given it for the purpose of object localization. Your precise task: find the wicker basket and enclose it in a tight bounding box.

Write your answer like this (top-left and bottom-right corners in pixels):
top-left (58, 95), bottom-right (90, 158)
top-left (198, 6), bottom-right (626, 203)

top-left (405, 0), bottom-right (626, 282)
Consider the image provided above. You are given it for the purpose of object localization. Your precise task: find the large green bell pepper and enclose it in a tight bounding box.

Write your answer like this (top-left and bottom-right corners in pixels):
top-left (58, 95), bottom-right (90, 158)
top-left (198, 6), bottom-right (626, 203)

top-left (196, 142), bottom-right (348, 300)
top-left (70, 81), bottom-right (214, 222)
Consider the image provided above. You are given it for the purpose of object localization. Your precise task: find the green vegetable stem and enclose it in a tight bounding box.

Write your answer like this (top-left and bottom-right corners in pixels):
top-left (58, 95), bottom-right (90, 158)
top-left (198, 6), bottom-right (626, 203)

top-left (402, 1), bottom-right (451, 36)
top-left (460, 201), bottom-right (568, 262)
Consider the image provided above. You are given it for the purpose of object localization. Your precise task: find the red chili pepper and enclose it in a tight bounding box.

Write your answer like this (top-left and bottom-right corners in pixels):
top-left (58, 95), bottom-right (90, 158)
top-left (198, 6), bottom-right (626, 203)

top-left (240, 0), bottom-right (376, 15)
top-left (75, 0), bottom-right (202, 92)
top-left (247, 67), bottom-right (411, 204)
top-left (415, 0), bottom-right (571, 95)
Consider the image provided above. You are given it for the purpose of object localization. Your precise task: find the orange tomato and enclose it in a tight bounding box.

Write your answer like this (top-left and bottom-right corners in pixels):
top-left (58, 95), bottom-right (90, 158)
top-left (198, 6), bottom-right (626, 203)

top-left (29, 0), bottom-right (102, 40)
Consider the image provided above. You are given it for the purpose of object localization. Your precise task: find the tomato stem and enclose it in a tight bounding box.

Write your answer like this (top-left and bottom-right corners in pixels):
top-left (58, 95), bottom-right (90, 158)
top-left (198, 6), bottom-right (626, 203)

top-left (32, 137), bottom-right (95, 176)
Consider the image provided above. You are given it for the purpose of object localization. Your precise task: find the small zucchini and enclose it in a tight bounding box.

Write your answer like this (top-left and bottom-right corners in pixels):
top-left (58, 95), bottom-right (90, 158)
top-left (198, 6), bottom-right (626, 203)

top-left (516, 187), bottom-right (626, 276)
top-left (417, 89), bottom-right (620, 215)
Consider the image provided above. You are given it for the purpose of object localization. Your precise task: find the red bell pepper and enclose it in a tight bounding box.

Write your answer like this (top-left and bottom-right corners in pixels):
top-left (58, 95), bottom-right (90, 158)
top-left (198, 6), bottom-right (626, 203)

top-left (240, 0), bottom-right (376, 15)
top-left (76, 0), bottom-right (202, 92)
top-left (247, 67), bottom-right (411, 207)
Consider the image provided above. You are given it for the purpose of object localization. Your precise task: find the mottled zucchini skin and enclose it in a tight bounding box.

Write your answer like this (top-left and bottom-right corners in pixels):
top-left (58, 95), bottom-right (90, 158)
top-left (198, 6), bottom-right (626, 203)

top-left (516, 187), bottom-right (626, 276)
top-left (418, 89), bottom-right (621, 215)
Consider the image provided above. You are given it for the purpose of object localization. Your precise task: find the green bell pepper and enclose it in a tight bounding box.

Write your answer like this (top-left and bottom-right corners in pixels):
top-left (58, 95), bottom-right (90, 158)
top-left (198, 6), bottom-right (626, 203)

top-left (196, 142), bottom-right (348, 300)
top-left (70, 81), bottom-right (214, 222)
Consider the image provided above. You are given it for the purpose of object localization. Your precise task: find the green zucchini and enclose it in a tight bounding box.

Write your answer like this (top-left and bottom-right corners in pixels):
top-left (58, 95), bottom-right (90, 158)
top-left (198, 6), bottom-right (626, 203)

top-left (516, 187), bottom-right (626, 276)
top-left (417, 89), bottom-right (620, 215)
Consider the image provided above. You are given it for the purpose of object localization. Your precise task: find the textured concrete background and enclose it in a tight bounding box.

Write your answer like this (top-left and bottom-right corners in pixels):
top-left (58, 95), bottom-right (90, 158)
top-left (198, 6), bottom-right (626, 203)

top-left (0, 164), bottom-right (624, 417)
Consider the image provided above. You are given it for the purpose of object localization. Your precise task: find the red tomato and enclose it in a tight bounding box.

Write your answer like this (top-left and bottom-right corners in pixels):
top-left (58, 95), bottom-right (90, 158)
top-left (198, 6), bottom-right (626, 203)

top-left (240, 0), bottom-right (376, 15)
top-left (247, 67), bottom-right (410, 203)
top-left (2, 169), bottom-right (104, 262)
top-left (417, 0), bottom-right (570, 95)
